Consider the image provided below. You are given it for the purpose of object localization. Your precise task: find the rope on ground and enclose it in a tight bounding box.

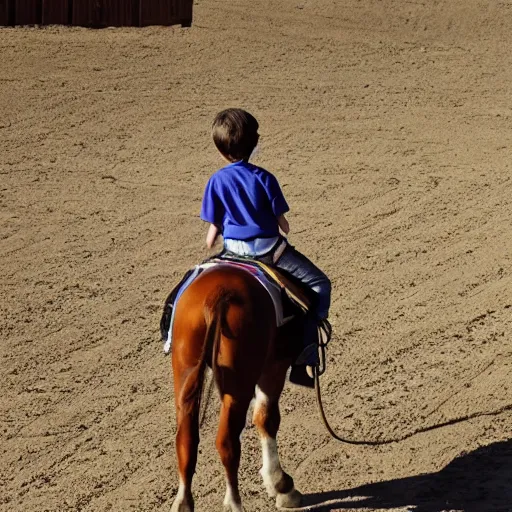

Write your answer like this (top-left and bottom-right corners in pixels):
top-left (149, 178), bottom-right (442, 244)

top-left (313, 365), bottom-right (512, 446)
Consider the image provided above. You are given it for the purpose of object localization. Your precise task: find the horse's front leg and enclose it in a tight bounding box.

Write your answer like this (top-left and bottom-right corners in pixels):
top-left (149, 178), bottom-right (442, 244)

top-left (253, 371), bottom-right (302, 509)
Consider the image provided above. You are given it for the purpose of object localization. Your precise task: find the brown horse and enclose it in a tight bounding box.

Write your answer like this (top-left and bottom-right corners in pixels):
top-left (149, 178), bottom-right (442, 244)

top-left (170, 263), bottom-right (303, 511)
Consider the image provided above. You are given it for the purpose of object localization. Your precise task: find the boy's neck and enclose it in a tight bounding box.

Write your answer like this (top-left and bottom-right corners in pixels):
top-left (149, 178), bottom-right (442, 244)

top-left (225, 159), bottom-right (248, 165)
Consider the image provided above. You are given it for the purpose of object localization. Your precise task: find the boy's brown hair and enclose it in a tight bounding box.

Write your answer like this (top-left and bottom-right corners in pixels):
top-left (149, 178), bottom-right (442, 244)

top-left (212, 108), bottom-right (259, 162)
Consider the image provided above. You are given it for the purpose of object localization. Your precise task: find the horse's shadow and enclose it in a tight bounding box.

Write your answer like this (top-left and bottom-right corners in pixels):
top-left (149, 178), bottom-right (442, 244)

top-left (300, 439), bottom-right (512, 512)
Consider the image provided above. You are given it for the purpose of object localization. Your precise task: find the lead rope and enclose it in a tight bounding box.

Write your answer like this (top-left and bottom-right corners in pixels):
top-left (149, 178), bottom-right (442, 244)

top-left (313, 328), bottom-right (512, 446)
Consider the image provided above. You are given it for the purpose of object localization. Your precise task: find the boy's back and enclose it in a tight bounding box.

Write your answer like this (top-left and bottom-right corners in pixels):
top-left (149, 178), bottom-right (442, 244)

top-left (201, 160), bottom-right (288, 241)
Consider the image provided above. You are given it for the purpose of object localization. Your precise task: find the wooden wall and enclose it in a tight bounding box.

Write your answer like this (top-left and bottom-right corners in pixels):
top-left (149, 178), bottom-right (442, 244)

top-left (0, 0), bottom-right (193, 27)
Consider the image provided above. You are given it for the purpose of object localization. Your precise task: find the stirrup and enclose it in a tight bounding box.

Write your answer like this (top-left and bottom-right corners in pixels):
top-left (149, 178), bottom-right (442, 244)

top-left (318, 318), bottom-right (332, 344)
top-left (294, 343), bottom-right (319, 366)
top-left (289, 364), bottom-right (315, 388)
top-left (315, 318), bottom-right (332, 377)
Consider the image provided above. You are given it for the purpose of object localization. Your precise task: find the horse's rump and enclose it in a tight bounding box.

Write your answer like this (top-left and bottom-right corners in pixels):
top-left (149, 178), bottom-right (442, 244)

top-left (172, 266), bottom-right (277, 394)
top-left (162, 259), bottom-right (301, 354)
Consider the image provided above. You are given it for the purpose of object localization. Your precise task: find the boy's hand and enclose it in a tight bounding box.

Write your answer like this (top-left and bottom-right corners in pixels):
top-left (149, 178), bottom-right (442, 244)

top-left (277, 215), bottom-right (290, 235)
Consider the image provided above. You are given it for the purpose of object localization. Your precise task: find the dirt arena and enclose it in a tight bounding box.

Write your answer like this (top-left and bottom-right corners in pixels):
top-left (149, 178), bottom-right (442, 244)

top-left (2, 0), bottom-right (512, 510)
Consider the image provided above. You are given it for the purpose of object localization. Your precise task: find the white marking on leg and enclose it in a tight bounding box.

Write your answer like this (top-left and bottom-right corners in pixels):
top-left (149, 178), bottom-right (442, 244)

top-left (171, 478), bottom-right (193, 512)
top-left (255, 386), bottom-right (284, 497)
top-left (260, 436), bottom-right (282, 497)
top-left (176, 478), bottom-right (187, 501)
top-left (261, 436), bottom-right (280, 476)
top-left (223, 480), bottom-right (243, 511)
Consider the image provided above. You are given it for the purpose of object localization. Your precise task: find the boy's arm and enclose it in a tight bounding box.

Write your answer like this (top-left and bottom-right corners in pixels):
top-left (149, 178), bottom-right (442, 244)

top-left (263, 171), bottom-right (290, 232)
top-left (277, 214), bottom-right (290, 235)
top-left (206, 223), bottom-right (220, 248)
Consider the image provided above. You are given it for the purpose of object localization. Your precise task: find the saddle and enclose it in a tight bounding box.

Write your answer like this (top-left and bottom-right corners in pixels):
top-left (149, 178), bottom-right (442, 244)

top-left (216, 254), bottom-right (312, 316)
top-left (160, 254), bottom-right (315, 348)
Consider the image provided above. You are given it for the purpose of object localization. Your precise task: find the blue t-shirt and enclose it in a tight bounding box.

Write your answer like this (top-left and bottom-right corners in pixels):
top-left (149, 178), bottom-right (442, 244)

top-left (200, 160), bottom-right (289, 241)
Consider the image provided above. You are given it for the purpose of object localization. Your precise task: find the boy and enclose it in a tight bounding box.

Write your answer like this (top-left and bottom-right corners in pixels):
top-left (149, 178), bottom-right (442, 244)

top-left (200, 108), bottom-right (331, 385)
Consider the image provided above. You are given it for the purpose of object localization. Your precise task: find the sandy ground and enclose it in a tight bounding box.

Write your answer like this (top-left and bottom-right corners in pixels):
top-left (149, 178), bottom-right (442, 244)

top-left (1, 0), bottom-right (512, 510)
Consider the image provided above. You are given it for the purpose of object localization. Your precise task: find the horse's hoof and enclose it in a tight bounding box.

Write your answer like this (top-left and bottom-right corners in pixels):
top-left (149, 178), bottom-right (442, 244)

top-left (223, 502), bottom-right (244, 512)
top-left (171, 497), bottom-right (194, 512)
top-left (223, 485), bottom-right (244, 511)
top-left (276, 488), bottom-right (302, 509)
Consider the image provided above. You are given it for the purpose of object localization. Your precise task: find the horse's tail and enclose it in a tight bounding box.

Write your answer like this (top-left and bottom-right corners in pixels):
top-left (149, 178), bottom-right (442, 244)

top-left (206, 288), bottom-right (245, 396)
top-left (181, 289), bottom-right (240, 419)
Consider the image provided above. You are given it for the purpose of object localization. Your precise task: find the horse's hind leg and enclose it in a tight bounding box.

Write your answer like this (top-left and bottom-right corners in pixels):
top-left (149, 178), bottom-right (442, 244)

top-left (171, 368), bottom-right (201, 512)
top-left (253, 366), bottom-right (302, 509)
top-left (216, 392), bottom-right (253, 511)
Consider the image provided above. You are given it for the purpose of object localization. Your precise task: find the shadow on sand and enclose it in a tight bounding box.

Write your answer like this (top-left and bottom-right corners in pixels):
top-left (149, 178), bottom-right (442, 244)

top-left (300, 439), bottom-right (511, 512)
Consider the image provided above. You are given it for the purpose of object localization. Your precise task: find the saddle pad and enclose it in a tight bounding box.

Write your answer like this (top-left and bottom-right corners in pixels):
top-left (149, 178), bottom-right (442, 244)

top-left (247, 260), bottom-right (310, 312)
top-left (163, 261), bottom-right (286, 354)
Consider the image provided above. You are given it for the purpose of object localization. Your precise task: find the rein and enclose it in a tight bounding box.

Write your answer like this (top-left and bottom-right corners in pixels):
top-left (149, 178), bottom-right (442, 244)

top-left (198, 318), bottom-right (512, 442)
top-left (313, 335), bottom-right (512, 446)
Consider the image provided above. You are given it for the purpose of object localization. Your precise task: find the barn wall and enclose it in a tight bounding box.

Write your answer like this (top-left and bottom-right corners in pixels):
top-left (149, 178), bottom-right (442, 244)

top-left (15, 0), bottom-right (41, 25)
top-left (140, 0), bottom-right (174, 27)
top-left (0, 0), bottom-right (14, 26)
top-left (42, 0), bottom-right (69, 25)
top-left (0, 0), bottom-right (192, 26)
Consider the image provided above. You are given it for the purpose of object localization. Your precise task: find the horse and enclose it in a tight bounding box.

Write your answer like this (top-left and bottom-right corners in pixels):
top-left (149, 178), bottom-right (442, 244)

top-left (169, 263), bottom-right (304, 511)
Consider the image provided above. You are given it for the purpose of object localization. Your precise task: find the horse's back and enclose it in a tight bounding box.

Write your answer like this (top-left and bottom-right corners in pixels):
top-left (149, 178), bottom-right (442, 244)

top-left (178, 263), bottom-right (274, 319)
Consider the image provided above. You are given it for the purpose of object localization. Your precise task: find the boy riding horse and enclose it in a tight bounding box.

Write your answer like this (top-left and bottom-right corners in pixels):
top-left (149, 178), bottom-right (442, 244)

top-left (201, 108), bottom-right (331, 385)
